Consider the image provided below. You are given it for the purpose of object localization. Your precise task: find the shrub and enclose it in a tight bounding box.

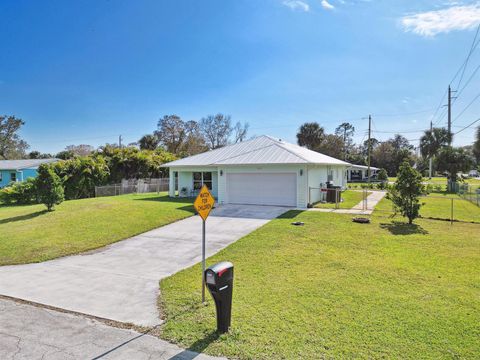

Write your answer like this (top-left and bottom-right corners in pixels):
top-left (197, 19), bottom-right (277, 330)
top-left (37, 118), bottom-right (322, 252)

top-left (377, 168), bottom-right (388, 182)
top-left (51, 156), bottom-right (109, 200)
top-left (36, 164), bottom-right (64, 211)
top-left (387, 161), bottom-right (426, 224)
top-left (0, 178), bottom-right (38, 205)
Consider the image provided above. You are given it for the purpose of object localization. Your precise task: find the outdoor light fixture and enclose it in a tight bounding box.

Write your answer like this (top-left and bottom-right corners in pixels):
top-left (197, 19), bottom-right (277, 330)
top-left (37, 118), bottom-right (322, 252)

top-left (220, 170), bottom-right (223, 176)
top-left (300, 169), bottom-right (303, 176)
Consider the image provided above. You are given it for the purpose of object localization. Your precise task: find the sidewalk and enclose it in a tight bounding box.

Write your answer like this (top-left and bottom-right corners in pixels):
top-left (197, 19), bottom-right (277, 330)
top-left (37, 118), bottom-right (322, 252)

top-left (308, 191), bottom-right (386, 215)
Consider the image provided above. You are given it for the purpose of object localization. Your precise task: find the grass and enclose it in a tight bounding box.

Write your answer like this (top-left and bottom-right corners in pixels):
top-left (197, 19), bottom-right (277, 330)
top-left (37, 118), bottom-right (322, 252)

top-left (159, 199), bottom-right (480, 359)
top-left (376, 193), bottom-right (480, 223)
top-left (314, 190), bottom-right (371, 209)
top-left (0, 193), bottom-right (194, 265)
top-left (388, 176), bottom-right (480, 186)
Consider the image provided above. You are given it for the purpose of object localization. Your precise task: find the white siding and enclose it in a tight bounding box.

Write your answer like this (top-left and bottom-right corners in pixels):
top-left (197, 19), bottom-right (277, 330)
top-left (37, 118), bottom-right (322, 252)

top-left (307, 165), bottom-right (348, 204)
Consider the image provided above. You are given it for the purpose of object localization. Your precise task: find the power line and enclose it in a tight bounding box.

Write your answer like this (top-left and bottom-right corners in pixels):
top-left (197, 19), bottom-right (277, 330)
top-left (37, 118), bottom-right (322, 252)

top-left (373, 108), bottom-right (434, 117)
top-left (455, 24), bottom-right (480, 90)
top-left (454, 117), bottom-right (480, 135)
top-left (455, 62), bottom-right (480, 100)
top-left (372, 129), bottom-right (426, 134)
top-left (429, 24), bottom-right (480, 127)
top-left (452, 90), bottom-right (480, 124)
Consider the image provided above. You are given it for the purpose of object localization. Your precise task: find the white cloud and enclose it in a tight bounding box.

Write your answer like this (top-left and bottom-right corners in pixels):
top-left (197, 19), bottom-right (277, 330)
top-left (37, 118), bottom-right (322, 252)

top-left (283, 0), bottom-right (310, 12)
top-left (401, 3), bottom-right (480, 37)
top-left (321, 0), bottom-right (335, 10)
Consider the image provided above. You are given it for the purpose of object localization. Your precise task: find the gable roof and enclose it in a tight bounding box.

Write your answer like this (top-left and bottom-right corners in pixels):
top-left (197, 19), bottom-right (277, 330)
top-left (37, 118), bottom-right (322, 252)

top-left (0, 158), bottom-right (59, 170)
top-left (162, 135), bottom-right (350, 167)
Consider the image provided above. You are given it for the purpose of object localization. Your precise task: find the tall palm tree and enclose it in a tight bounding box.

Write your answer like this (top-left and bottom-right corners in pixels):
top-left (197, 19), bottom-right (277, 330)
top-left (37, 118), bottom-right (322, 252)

top-left (474, 126), bottom-right (480, 164)
top-left (296, 122), bottom-right (325, 150)
top-left (419, 127), bottom-right (452, 178)
top-left (138, 134), bottom-right (159, 150)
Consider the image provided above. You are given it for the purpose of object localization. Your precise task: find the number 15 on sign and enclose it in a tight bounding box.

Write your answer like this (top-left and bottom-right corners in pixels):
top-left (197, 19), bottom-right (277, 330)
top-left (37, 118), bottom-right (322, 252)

top-left (193, 185), bottom-right (215, 302)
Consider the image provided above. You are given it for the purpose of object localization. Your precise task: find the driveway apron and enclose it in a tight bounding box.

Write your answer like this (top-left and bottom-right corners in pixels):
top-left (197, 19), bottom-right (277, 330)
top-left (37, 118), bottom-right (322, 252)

top-left (0, 205), bottom-right (288, 326)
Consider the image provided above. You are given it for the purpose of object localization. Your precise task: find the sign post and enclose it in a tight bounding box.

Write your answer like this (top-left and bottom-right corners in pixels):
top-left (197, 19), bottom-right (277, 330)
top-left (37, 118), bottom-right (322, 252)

top-left (193, 185), bottom-right (215, 303)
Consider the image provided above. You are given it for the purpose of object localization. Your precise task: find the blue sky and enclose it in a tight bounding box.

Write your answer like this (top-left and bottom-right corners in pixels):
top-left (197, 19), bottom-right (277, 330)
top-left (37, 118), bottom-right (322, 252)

top-left (1, 0), bottom-right (480, 154)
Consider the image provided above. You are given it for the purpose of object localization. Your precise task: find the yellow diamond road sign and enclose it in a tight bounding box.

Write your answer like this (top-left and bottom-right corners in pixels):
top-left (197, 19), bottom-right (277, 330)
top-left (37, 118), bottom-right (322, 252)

top-left (194, 185), bottom-right (215, 221)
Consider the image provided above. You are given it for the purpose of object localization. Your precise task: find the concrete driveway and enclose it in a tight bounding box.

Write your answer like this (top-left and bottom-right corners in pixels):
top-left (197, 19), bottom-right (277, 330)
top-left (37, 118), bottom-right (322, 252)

top-left (0, 204), bottom-right (288, 326)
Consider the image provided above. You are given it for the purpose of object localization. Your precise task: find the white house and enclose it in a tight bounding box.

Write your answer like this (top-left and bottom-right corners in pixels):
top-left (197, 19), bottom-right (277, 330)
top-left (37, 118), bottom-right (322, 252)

top-left (347, 164), bottom-right (380, 182)
top-left (162, 135), bottom-right (350, 208)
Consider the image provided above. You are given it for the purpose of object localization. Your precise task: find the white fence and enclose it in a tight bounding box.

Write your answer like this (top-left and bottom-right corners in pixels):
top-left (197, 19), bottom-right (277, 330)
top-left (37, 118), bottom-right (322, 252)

top-left (95, 178), bottom-right (169, 197)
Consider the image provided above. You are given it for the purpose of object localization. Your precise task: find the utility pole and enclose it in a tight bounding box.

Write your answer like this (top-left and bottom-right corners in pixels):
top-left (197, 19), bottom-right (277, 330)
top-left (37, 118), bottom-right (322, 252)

top-left (429, 120), bottom-right (433, 178)
top-left (367, 115), bottom-right (372, 184)
top-left (447, 85), bottom-right (452, 145)
top-left (119, 135), bottom-right (123, 148)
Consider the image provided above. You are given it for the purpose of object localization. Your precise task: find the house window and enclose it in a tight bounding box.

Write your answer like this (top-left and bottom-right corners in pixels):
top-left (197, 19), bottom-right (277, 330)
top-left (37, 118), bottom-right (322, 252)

top-left (10, 172), bottom-right (17, 182)
top-left (0, 172), bottom-right (2, 182)
top-left (193, 172), bottom-right (212, 190)
top-left (327, 167), bottom-right (333, 181)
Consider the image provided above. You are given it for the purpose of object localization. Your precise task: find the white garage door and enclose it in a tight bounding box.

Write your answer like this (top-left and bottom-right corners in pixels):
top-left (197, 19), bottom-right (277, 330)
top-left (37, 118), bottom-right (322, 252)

top-left (226, 173), bottom-right (297, 206)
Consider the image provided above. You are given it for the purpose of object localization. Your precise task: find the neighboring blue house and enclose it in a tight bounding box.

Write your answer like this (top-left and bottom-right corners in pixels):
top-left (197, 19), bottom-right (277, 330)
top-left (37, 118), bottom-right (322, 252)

top-left (0, 159), bottom-right (59, 188)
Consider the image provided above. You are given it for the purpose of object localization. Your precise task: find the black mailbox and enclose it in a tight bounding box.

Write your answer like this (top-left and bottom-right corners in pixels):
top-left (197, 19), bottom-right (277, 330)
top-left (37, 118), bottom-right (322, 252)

top-left (204, 261), bottom-right (234, 333)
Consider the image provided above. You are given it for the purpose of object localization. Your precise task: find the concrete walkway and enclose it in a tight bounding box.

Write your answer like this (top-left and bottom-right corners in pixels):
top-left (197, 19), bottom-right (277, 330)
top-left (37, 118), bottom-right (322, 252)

top-left (308, 191), bottom-right (386, 215)
top-left (0, 297), bottom-right (224, 360)
top-left (0, 205), bottom-right (288, 327)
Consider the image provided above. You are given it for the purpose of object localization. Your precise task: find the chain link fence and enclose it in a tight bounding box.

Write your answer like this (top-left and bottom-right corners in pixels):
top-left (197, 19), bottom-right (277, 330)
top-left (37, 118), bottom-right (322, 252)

top-left (95, 178), bottom-right (169, 197)
top-left (374, 193), bottom-right (480, 224)
top-left (457, 183), bottom-right (480, 207)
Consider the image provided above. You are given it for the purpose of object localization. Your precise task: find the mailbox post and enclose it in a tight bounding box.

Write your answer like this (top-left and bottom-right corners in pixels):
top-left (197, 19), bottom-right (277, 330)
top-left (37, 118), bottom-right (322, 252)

top-left (205, 261), bottom-right (234, 333)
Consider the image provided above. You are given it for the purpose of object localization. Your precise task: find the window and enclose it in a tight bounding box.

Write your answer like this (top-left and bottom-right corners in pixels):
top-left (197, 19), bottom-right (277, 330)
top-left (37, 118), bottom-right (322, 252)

top-left (0, 172), bottom-right (2, 182)
top-left (10, 172), bottom-right (16, 182)
top-left (193, 172), bottom-right (212, 190)
top-left (327, 167), bottom-right (333, 181)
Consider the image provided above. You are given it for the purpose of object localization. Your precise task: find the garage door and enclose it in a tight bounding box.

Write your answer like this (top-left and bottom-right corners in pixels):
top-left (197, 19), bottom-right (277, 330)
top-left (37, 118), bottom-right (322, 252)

top-left (226, 173), bottom-right (297, 206)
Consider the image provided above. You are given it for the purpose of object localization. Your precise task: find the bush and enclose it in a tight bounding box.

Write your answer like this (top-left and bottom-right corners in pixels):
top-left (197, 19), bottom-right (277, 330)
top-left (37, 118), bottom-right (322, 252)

top-left (52, 156), bottom-right (109, 200)
top-left (37, 165), bottom-right (64, 211)
top-left (0, 178), bottom-right (38, 205)
top-left (387, 161), bottom-right (426, 224)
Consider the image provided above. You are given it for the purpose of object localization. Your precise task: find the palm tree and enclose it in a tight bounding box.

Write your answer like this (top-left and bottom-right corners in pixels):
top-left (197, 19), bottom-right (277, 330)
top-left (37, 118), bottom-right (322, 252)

top-left (296, 122), bottom-right (324, 150)
top-left (419, 127), bottom-right (451, 178)
top-left (138, 134), bottom-right (159, 151)
top-left (473, 126), bottom-right (480, 164)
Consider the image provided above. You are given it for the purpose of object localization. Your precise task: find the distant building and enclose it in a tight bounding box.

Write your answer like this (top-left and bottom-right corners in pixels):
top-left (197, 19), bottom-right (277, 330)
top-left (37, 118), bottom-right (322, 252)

top-left (347, 164), bottom-right (380, 182)
top-left (0, 159), bottom-right (59, 188)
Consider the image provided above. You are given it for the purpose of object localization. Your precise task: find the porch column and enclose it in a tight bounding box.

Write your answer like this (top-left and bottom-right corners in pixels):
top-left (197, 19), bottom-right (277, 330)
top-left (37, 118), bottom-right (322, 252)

top-left (168, 168), bottom-right (175, 197)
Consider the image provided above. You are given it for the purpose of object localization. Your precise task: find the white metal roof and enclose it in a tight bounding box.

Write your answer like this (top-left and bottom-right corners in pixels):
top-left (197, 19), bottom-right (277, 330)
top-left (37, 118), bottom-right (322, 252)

top-left (0, 158), bottom-right (59, 170)
top-left (349, 164), bottom-right (380, 171)
top-left (162, 135), bottom-right (350, 167)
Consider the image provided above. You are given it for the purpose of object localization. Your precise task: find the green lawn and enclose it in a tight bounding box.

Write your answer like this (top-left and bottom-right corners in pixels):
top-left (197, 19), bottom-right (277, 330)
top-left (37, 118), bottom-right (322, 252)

top-left (314, 190), bottom-right (370, 209)
top-left (159, 200), bottom-right (480, 359)
top-left (0, 193), bottom-right (194, 266)
top-left (376, 193), bottom-right (480, 223)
